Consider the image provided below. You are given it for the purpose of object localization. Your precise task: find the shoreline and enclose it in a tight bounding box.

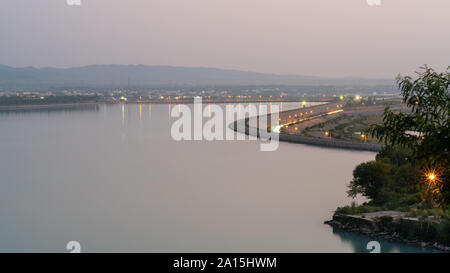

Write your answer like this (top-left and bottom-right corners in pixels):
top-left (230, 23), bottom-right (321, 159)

top-left (231, 102), bottom-right (382, 152)
top-left (325, 213), bottom-right (449, 252)
top-left (0, 102), bottom-right (99, 111)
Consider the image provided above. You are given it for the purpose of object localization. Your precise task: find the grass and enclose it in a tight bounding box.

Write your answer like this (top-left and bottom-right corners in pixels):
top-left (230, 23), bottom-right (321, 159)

top-left (335, 202), bottom-right (384, 215)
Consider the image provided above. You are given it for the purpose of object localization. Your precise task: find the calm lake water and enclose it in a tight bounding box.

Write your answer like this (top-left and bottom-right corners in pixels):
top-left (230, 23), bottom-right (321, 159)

top-left (0, 103), bottom-right (437, 253)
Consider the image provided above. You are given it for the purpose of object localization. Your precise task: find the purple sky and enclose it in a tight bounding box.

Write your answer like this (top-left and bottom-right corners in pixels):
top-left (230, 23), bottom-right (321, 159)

top-left (0, 0), bottom-right (449, 78)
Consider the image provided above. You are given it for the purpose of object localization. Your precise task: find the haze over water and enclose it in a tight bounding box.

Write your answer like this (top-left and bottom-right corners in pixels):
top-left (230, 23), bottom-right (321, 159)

top-left (0, 103), bottom-right (437, 252)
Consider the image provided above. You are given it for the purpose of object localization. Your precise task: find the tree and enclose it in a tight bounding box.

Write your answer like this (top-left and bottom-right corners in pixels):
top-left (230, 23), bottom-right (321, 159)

top-left (369, 66), bottom-right (449, 206)
top-left (347, 160), bottom-right (392, 205)
top-left (375, 145), bottom-right (411, 167)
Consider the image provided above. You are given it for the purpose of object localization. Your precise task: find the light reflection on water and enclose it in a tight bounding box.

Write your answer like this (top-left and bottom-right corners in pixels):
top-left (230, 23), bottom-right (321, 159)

top-left (0, 102), bottom-right (437, 253)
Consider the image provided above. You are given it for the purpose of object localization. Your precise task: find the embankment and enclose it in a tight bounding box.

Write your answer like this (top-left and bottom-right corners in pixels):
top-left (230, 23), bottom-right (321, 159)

top-left (325, 213), bottom-right (450, 252)
top-left (231, 110), bottom-right (382, 152)
top-left (0, 102), bottom-right (99, 111)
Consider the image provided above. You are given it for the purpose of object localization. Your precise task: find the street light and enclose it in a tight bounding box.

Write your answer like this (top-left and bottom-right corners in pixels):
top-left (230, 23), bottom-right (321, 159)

top-left (361, 133), bottom-right (367, 143)
top-left (425, 169), bottom-right (439, 191)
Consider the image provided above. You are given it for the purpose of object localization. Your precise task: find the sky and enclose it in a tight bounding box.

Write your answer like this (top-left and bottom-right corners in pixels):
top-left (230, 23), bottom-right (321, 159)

top-left (0, 0), bottom-right (449, 78)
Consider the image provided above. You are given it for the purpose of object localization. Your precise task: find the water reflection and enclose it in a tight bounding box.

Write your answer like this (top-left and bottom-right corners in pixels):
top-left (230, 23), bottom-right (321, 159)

top-left (121, 103), bottom-right (125, 124)
top-left (149, 104), bottom-right (151, 119)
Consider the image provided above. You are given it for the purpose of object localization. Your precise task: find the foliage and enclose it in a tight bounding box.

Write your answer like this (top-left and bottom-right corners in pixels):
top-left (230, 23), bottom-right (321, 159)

top-left (375, 145), bottom-right (411, 167)
top-left (369, 66), bottom-right (449, 161)
top-left (347, 146), bottom-right (422, 207)
top-left (347, 160), bottom-right (392, 205)
top-left (368, 66), bottom-right (449, 206)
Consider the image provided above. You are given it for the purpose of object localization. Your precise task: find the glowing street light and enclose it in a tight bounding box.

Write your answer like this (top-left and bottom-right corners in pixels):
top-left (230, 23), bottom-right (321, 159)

top-left (361, 133), bottom-right (367, 142)
top-left (429, 173), bottom-right (436, 181)
top-left (422, 167), bottom-right (443, 205)
top-left (424, 169), bottom-right (440, 193)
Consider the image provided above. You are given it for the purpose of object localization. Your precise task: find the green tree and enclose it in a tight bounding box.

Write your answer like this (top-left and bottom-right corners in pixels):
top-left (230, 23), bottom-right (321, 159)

top-left (369, 66), bottom-right (449, 205)
top-left (347, 160), bottom-right (392, 205)
top-left (375, 146), bottom-right (411, 167)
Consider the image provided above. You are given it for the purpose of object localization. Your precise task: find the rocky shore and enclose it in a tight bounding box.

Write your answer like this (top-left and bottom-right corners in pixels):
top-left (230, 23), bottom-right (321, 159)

top-left (325, 212), bottom-right (450, 252)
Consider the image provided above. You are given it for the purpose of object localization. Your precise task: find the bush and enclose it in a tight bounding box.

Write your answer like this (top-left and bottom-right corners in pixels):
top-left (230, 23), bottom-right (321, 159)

top-left (347, 160), bottom-right (392, 205)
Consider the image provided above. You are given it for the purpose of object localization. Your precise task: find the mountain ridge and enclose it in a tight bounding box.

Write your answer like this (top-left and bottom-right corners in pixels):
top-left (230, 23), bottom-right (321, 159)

top-left (0, 64), bottom-right (395, 88)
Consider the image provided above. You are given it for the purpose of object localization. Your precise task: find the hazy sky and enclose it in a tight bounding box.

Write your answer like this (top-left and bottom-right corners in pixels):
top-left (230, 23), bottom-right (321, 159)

top-left (0, 0), bottom-right (449, 78)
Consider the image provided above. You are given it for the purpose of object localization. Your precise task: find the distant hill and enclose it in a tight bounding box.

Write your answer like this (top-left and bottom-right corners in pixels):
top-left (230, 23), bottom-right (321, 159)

top-left (0, 64), bottom-right (394, 88)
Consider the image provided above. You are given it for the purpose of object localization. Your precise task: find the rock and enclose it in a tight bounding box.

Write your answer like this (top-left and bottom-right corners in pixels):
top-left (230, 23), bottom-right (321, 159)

top-left (325, 212), bottom-right (450, 252)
